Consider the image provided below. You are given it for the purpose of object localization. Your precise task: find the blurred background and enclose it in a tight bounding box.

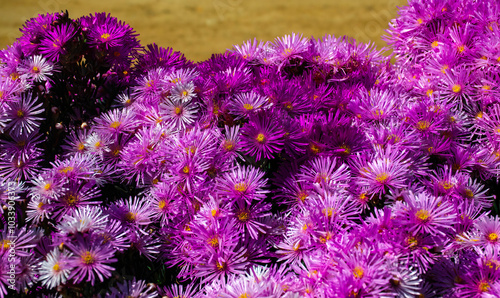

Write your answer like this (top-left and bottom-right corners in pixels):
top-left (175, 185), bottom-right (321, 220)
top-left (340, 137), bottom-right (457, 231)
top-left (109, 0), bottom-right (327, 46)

top-left (0, 0), bottom-right (407, 62)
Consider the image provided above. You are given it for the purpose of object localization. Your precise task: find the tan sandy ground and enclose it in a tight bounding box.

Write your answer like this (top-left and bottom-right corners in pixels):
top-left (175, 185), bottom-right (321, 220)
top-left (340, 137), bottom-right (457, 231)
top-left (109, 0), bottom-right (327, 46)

top-left (0, 0), bottom-right (407, 62)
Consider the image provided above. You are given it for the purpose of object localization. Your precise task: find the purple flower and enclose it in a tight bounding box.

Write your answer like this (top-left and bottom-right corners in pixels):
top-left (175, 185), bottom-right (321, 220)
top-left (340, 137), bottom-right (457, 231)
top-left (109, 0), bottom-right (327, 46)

top-left (240, 111), bottom-right (284, 161)
top-left (67, 238), bottom-right (117, 286)
top-left (217, 165), bottom-right (268, 204)
top-left (39, 24), bottom-right (77, 62)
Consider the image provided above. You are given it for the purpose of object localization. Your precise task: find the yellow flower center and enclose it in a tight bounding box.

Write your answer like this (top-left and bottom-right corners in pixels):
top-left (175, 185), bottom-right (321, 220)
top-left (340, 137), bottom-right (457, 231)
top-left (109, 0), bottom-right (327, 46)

top-left (243, 103), bottom-right (253, 110)
top-left (110, 121), bottom-right (121, 129)
top-left (44, 183), bottom-right (52, 191)
top-left (256, 133), bottom-right (265, 143)
top-left (339, 144), bottom-right (351, 155)
top-left (2, 240), bottom-right (11, 250)
top-left (416, 120), bottom-right (430, 131)
top-left (101, 33), bottom-right (110, 40)
top-left (64, 194), bottom-right (78, 206)
top-left (234, 183), bottom-right (247, 193)
top-left (375, 172), bottom-right (389, 183)
top-left (431, 41), bottom-right (439, 48)
top-left (77, 143), bottom-right (85, 151)
top-left (216, 261), bottom-right (226, 271)
top-left (17, 110), bottom-right (24, 117)
top-left (283, 48), bottom-right (293, 56)
top-left (208, 236), bottom-right (219, 247)
top-left (406, 236), bottom-right (418, 248)
top-left (174, 107), bottom-right (182, 115)
top-left (239, 294), bottom-right (249, 298)
top-left (182, 165), bottom-right (190, 174)
top-left (223, 141), bottom-right (234, 151)
top-left (488, 232), bottom-right (498, 242)
top-left (478, 281), bottom-right (490, 292)
top-left (32, 66), bottom-right (40, 73)
top-left (182, 90), bottom-right (188, 97)
top-left (416, 209), bottom-right (430, 222)
top-left (440, 181), bottom-right (454, 190)
top-left (464, 189), bottom-right (474, 198)
top-left (158, 200), bottom-right (166, 210)
top-left (237, 211), bottom-right (249, 222)
top-left (53, 263), bottom-right (61, 272)
top-left (82, 251), bottom-right (95, 265)
top-left (310, 143), bottom-right (320, 154)
top-left (125, 212), bottom-right (136, 222)
top-left (457, 45), bottom-right (465, 53)
top-left (297, 191), bottom-right (307, 202)
top-left (452, 84), bottom-right (462, 93)
top-left (211, 209), bottom-right (218, 217)
top-left (353, 266), bottom-right (364, 279)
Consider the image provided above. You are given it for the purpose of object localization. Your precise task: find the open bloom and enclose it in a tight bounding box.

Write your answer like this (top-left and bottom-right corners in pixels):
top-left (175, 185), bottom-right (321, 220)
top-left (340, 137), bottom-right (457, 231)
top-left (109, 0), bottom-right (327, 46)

top-left (67, 238), bottom-right (117, 286)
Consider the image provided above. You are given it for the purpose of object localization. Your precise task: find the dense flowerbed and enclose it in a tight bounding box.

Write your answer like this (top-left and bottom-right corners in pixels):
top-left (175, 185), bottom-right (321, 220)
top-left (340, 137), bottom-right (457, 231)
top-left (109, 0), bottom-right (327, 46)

top-left (2, 0), bottom-right (500, 297)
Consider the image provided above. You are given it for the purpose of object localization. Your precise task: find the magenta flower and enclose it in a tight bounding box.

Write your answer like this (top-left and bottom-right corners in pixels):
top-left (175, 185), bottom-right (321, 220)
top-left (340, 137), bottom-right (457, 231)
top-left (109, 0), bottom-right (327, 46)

top-left (240, 111), bottom-right (284, 161)
top-left (39, 24), bottom-right (77, 62)
top-left (217, 165), bottom-right (269, 204)
top-left (67, 238), bottom-right (117, 286)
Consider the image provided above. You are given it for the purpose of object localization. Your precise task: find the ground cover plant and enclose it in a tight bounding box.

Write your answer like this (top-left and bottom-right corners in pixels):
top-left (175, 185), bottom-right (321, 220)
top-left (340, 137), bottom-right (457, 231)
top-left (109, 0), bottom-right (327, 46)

top-left (2, 0), bottom-right (500, 297)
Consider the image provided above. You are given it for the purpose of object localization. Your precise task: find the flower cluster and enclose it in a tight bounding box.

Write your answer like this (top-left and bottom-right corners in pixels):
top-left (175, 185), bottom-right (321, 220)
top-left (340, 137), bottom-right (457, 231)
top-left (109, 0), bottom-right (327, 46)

top-left (2, 0), bottom-right (500, 297)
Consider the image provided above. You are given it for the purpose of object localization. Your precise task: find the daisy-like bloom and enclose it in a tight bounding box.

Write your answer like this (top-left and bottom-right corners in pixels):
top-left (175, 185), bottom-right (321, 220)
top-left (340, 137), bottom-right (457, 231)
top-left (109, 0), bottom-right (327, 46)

top-left (397, 191), bottom-right (455, 236)
top-left (355, 146), bottom-right (410, 195)
top-left (84, 131), bottom-right (112, 158)
top-left (240, 111), bottom-right (284, 161)
top-left (229, 91), bottom-right (270, 120)
top-left (50, 153), bottom-right (99, 182)
top-left (38, 249), bottom-right (74, 289)
top-left (271, 33), bottom-right (309, 65)
top-left (350, 87), bottom-right (399, 122)
top-left (160, 98), bottom-right (198, 131)
top-left (219, 125), bottom-right (241, 159)
top-left (231, 38), bottom-right (266, 62)
top-left (164, 68), bottom-right (198, 86)
top-left (0, 147), bottom-right (42, 180)
top-left (5, 93), bottom-right (44, 136)
top-left (67, 238), bottom-right (117, 286)
top-left (134, 43), bottom-right (189, 74)
top-left (194, 244), bottom-right (249, 284)
top-left (106, 278), bottom-right (157, 298)
top-left (39, 23), bottom-right (77, 62)
top-left (61, 129), bottom-right (90, 156)
top-left (462, 216), bottom-right (500, 250)
top-left (427, 165), bottom-right (457, 197)
top-left (95, 219), bottom-right (128, 252)
top-left (217, 165), bottom-right (269, 204)
top-left (386, 265), bottom-right (422, 297)
top-left (28, 174), bottom-right (65, 205)
top-left (108, 196), bottom-right (153, 234)
top-left (147, 180), bottom-right (182, 224)
top-left (94, 108), bottom-right (138, 136)
top-left (56, 206), bottom-right (108, 235)
top-left (26, 194), bottom-right (52, 224)
top-left (51, 182), bottom-right (100, 221)
top-left (18, 55), bottom-right (54, 83)
top-left (133, 67), bottom-right (169, 104)
top-left (454, 175), bottom-right (493, 209)
top-left (298, 156), bottom-right (350, 190)
top-left (232, 198), bottom-right (271, 240)
top-left (169, 81), bottom-right (197, 103)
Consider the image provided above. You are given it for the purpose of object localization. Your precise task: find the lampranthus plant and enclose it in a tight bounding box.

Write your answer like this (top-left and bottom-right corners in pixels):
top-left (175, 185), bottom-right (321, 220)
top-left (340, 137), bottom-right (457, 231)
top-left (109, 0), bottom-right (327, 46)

top-left (3, 0), bottom-right (500, 297)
